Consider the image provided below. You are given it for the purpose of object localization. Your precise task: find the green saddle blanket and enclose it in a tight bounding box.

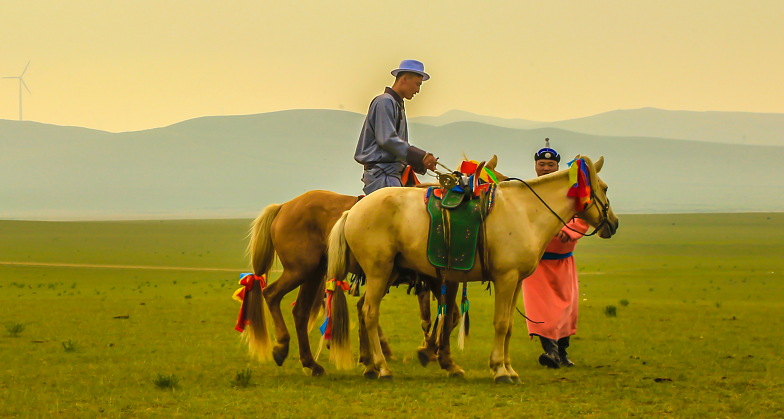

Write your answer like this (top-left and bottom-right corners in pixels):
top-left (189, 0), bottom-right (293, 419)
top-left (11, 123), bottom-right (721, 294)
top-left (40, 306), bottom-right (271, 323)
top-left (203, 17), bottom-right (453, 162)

top-left (426, 186), bottom-right (496, 271)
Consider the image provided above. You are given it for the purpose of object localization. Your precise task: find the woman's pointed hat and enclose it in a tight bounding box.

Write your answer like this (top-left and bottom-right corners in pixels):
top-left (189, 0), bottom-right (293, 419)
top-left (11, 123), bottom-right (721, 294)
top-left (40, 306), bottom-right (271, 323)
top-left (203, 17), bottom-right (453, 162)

top-left (534, 138), bottom-right (561, 163)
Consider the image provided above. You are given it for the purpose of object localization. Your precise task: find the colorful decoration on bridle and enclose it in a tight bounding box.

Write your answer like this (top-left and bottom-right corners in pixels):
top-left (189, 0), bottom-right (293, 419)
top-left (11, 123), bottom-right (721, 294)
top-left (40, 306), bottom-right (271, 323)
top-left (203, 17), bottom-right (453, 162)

top-left (567, 158), bottom-right (592, 211)
top-left (315, 278), bottom-right (350, 360)
top-left (233, 273), bottom-right (267, 333)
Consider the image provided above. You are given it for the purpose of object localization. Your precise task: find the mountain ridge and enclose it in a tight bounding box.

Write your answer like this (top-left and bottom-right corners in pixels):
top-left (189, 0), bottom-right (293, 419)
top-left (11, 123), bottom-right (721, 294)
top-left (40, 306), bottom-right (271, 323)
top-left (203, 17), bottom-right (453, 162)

top-left (2, 110), bottom-right (782, 220)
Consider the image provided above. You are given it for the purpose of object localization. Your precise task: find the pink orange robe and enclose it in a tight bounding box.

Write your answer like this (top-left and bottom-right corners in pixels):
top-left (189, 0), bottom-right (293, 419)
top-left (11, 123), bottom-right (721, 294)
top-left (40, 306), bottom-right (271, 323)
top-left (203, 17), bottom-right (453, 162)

top-left (522, 218), bottom-right (589, 340)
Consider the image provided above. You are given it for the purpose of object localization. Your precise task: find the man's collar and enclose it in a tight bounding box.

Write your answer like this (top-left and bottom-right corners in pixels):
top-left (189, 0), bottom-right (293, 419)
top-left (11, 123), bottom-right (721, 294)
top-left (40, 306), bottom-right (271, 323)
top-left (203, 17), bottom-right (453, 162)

top-left (385, 87), bottom-right (404, 105)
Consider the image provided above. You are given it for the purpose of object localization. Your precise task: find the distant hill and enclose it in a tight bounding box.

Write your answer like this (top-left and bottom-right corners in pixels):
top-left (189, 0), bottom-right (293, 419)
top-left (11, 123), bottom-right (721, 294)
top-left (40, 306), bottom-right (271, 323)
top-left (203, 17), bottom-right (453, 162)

top-left (410, 110), bottom-right (541, 130)
top-left (1, 110), bottom-right (783, 220)
top-left (414, 108), bottom-right (784, 147)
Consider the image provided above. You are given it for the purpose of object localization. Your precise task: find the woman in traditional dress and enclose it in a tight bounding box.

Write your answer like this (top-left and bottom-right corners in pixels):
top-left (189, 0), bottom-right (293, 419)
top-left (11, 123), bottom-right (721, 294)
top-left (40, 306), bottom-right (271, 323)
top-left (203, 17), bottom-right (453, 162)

top-left (523, 139), bottom-right (588, 368)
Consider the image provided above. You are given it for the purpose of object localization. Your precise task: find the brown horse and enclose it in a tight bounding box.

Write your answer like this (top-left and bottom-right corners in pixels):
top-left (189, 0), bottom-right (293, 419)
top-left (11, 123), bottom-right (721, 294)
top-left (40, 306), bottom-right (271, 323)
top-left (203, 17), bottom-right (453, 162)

top-left (243, 156), bottom-right (506, 376)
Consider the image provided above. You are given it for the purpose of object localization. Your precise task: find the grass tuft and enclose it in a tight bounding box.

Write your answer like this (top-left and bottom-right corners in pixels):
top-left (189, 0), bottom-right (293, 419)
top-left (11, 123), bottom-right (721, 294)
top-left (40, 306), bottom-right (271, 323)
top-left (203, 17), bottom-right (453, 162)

top-left (153, 373), bottom-right (180, 390)
top-left (232, 368), bottom-right (253, 388)
top-left (5, 322), bottom-right (26, 337)
top-left (619, 299), bottom-right (629, 307)
top-left (604, 305), bottom-right (617, 317)
top-left (715, 302), bottom-right (722, 308)
top-left (184, 295), bottom-right (192, 299)
top-left (62, 339), bottom-right (77, 352)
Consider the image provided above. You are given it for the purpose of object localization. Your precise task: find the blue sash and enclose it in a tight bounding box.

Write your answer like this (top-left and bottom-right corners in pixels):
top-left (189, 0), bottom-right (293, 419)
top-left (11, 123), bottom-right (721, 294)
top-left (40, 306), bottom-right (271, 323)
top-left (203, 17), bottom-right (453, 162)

top-left (541, 252), bottom-right (573, 260)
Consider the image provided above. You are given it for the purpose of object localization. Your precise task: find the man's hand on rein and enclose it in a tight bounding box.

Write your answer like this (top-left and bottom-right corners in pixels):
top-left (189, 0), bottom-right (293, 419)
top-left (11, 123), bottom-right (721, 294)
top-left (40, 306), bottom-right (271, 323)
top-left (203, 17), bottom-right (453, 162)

top-left (423, 153), bottom-right (438, 172)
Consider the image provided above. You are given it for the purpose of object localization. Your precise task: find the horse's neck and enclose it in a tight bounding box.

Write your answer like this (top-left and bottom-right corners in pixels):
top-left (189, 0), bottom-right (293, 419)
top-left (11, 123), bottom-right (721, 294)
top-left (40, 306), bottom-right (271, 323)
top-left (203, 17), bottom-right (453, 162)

top-left (501, 172), bottom-right (578, 251)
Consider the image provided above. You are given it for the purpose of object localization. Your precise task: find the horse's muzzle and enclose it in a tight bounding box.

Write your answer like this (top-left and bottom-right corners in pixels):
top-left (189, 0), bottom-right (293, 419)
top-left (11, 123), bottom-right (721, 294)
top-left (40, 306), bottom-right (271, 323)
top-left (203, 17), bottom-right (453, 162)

top-left (600, 219), bottom-right (619, 239)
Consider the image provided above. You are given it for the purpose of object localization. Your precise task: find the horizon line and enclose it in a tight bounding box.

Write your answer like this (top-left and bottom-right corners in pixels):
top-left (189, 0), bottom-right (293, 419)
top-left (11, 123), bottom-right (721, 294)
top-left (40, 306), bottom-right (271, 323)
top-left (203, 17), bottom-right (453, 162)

top-left (3, 106), bottom-right (784, 134)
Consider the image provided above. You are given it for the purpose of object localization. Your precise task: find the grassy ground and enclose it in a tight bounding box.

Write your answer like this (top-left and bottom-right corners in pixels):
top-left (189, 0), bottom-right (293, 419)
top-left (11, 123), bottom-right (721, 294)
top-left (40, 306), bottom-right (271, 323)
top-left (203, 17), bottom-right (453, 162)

top-left (1, 213), bottom-right (783, 418)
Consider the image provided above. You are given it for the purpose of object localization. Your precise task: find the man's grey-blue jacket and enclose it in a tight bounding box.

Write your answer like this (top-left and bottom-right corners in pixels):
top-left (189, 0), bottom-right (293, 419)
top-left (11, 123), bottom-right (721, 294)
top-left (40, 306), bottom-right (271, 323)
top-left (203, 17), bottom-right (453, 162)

top-left (354, 87), bottom-right (427, 195)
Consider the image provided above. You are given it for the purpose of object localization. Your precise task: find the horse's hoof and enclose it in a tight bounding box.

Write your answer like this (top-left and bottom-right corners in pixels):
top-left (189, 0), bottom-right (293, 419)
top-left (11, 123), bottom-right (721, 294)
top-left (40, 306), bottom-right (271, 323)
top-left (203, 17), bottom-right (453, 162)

top-left (364, 370), bottom-right (379, 380)
top-left (379, 375), bottom-right (394, 381)
top-left (495, 375), bottom-right (514, 384)
top-left (272, 346), bottom-right (288, 367)
top-left (310, 364), bottom-right (326, 377)
top-left (447, 370), bottom-right (466, 379)
top-left (511, 375), bottom-right (521, 384)
top-left (417, 350), bottom-right (431, 367)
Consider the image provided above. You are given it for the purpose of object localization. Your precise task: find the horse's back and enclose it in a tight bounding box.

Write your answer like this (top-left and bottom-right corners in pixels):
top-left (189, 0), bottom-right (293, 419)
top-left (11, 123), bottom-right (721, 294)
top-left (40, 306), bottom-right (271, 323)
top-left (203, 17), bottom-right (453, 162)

top-left (271, 190), bottom-right (358, 266)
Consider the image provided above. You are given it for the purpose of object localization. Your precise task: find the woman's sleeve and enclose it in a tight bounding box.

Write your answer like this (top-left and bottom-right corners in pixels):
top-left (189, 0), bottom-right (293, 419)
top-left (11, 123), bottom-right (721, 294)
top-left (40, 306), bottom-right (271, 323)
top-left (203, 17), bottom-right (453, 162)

top-left (562, 218), bottom-right (589, 241)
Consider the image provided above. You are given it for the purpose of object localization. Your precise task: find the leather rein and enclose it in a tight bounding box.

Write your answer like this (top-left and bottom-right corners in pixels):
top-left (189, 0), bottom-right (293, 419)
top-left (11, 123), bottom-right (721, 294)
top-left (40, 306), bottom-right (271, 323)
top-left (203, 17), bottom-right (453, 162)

top-left (502, 177), bottom-right (611, 237)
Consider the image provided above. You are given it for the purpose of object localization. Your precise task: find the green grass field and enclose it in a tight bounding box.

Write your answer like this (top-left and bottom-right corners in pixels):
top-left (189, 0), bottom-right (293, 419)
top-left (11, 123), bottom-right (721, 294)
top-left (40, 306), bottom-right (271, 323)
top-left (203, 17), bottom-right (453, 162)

top-left (1, 213), bottom-right (783, 418)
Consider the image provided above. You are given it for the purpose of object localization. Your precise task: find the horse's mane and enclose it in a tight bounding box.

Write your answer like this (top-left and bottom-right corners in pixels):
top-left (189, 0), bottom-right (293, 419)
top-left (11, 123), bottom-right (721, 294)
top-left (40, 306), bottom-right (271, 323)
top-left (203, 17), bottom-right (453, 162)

top-left (498, 167), bottom-right (570, 190)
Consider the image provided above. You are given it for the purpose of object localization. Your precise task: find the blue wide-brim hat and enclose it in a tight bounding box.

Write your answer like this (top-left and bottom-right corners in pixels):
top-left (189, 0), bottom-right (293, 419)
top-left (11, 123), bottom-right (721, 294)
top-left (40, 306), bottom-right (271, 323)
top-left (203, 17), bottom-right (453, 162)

top-left (391, 59), bottom-right (430, 81)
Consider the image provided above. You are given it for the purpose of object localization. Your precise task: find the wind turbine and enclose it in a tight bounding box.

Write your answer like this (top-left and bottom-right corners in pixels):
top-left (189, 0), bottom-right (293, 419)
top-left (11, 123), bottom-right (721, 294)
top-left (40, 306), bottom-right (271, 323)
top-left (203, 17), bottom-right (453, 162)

top-left (3, 61), bottom-right (31, 121)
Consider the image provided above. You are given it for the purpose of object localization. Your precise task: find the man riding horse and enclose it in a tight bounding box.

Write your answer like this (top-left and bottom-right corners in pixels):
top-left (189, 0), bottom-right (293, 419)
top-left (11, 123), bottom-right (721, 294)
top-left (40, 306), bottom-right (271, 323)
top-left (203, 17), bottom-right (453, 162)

top-left (355, 59), bottom-right (438, 192)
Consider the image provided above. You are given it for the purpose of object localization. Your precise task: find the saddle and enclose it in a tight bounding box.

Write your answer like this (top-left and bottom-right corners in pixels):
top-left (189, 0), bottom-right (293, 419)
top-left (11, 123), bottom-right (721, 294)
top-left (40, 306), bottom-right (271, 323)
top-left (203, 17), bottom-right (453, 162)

top-left (425, 161), bottom-right (498, 271)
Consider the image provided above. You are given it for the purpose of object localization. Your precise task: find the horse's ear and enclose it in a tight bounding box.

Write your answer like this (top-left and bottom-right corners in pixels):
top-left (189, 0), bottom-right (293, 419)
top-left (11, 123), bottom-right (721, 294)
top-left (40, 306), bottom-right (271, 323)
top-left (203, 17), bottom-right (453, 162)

top-left (595, 156), bottom-right (604, 173)
top-left (572, 154), bottom-right (581, 162)
top-left (487, 155), bottom-right (498, 170)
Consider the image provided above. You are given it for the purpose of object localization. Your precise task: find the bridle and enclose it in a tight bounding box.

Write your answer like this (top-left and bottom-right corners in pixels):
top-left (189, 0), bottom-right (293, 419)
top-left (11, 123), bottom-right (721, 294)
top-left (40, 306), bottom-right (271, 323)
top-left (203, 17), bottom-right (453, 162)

top-left (503, 177), bottom-right (611, 237)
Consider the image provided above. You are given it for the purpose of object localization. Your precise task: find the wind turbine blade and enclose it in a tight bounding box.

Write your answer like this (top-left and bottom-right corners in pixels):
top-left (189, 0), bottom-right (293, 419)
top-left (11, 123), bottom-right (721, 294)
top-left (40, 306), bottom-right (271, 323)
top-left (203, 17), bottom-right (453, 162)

top-left (2, 76), bottom-right (18, 79)
top-left (22, 79), bottom-right (31, 94)
top-left (21, 61), bottom-right (31, 77)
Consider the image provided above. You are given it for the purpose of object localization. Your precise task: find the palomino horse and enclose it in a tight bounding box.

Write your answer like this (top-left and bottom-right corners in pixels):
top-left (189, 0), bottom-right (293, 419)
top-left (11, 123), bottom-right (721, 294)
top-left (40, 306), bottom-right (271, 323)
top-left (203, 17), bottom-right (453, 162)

top-left (243, 156), bottom-right (507, 376)
top-left (327, 156), bottom-right (619, 382)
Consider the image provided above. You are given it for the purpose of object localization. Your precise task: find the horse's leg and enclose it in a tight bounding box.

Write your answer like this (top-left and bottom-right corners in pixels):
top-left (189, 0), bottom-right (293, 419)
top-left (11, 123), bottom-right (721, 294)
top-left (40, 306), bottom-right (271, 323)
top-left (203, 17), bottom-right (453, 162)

top-left (437, 281), bottom-right (465, 378)
top-left (356, 293), bottom-right (374, 371)
top-left (504, 277), bottom-right (524, 383)
top-left (292, 271), bottom-right (326, 377)
top-left (417, 287), bottom-right (432, 342)
top-left (262, 269), bottom-right (303, 366)
top-left (417, 277), bottom-right (440, 367)
top-left (362, 271), bottom-right (397, 380)
top-left (488, 271), bottom-right (519, 384)
top-left (378, 325), bottom-right (394, 360)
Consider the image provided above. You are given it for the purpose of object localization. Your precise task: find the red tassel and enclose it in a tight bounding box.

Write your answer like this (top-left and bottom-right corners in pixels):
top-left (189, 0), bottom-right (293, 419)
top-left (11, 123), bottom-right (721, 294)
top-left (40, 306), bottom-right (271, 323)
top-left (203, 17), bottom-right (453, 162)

top-left (234, 274), bottom-right (266, 332)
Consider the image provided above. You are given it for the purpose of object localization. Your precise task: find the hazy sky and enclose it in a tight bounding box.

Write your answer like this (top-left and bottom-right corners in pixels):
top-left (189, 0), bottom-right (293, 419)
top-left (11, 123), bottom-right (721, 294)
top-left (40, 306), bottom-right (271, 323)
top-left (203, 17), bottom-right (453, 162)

top-left (1, 0), bottom-right (783, 132)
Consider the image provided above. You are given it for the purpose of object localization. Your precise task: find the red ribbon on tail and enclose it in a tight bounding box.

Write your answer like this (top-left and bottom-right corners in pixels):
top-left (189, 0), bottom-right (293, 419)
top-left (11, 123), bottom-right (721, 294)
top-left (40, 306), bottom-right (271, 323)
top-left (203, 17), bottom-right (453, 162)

top-left (233, 273), bottom-right (267, 332)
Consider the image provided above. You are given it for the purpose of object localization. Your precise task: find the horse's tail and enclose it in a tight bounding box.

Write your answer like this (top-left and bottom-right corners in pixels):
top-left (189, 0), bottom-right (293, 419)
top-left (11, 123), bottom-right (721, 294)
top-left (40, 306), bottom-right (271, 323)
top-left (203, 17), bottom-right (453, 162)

top-left (327, 210), bottom-right (351, 282)
top-left (242, 280), bottom-right (273, 362)
top-left (247, 204), bottom-right (282, 277)
top-left (242, 204), bottom-right (282, 362)
top-left (326, 210), bottom-right (353, 369)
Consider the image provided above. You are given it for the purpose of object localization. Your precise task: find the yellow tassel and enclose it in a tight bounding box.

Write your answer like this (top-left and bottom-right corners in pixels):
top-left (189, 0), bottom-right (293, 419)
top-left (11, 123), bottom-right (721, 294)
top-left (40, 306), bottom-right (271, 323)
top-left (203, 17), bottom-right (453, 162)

top-left (457, 312), bottom-right (466, 351)
top-left (435, 313), bottom-right (445, 347)
top-left (314, 334), bottom-right (325, 362)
